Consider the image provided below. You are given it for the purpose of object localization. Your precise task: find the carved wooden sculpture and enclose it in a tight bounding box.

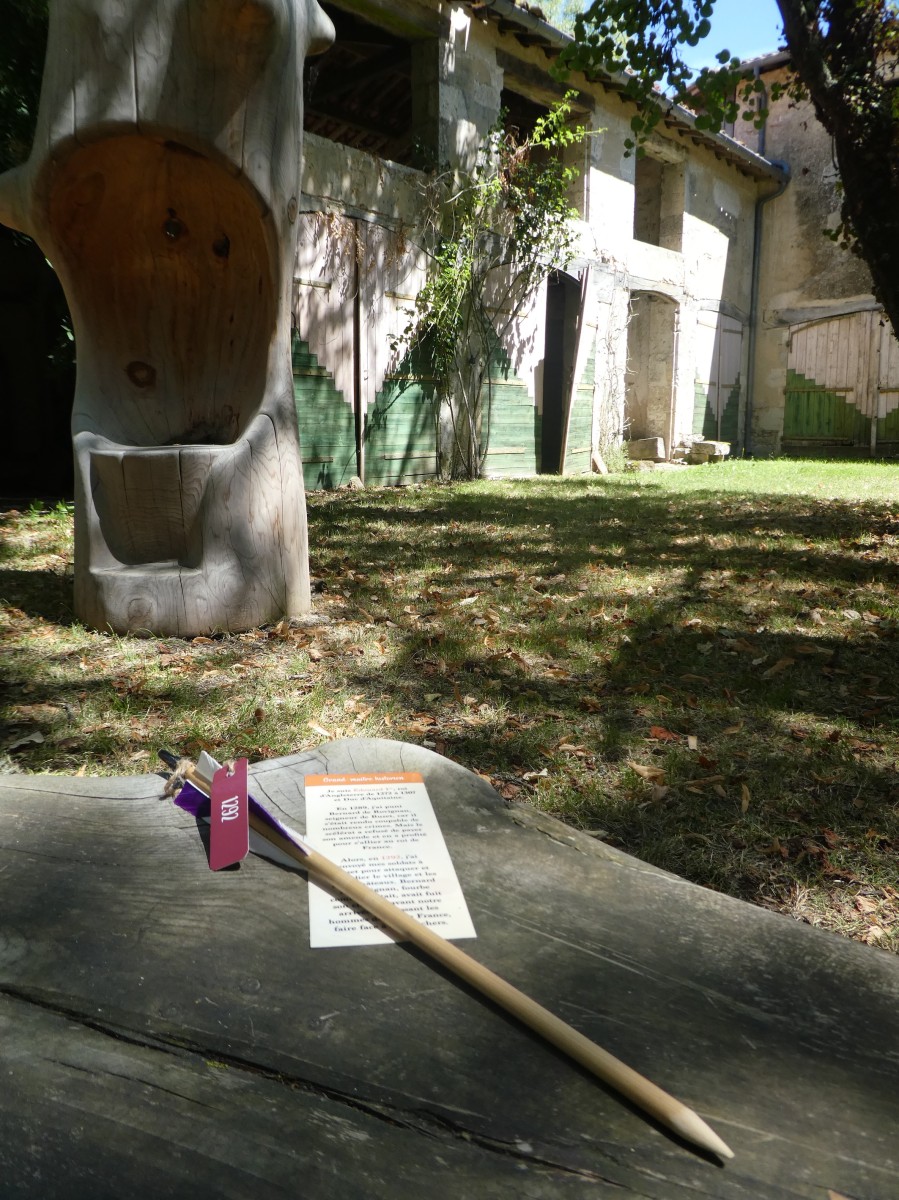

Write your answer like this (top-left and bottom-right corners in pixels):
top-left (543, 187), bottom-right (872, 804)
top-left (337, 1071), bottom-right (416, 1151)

top-left (0, 0), bottom-right (334, 635)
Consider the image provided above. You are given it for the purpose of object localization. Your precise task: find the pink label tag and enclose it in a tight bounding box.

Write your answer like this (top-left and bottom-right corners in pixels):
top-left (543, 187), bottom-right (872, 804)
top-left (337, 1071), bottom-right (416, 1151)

top-left (209, 758), bottom-right (249, 870)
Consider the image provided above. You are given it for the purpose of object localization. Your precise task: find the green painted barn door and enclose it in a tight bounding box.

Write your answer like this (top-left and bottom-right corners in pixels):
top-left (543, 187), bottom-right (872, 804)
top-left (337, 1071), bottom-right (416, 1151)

top-left (480, 347), bottom-right (540, 478)
top-left (294, 215), bottom-right (438, 487)
top-left (562, 349), bottom-right (596, 475)
top-left (359, 222), bottom-right (438, 485)
top-left (294, 214), bottom-right (360, 487)
top-left (876, 319), bottom-right (899, 446)
top-left (364, 348), bottom-right (439, 486)
top-left (783, 312), bottom-right (876, 448)
top-left (292, 336), bottom-right (357, 489)
top-left (693, 312), bottom-right (743, 443)
top-left (560, 269), bottom-right (598, 476)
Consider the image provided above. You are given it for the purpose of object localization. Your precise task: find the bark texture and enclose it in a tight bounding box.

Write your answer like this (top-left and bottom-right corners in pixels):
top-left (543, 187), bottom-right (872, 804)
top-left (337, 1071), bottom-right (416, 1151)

top-left (776, 0), bottom-right (899, 339)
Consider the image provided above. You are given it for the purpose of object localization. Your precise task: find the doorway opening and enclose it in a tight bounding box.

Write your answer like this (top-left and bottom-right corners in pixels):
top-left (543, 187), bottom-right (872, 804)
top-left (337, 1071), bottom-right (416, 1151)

top-left (540, 271), bottom-right (581, 473)
top-left (625, 291), bottom-right (679, 455)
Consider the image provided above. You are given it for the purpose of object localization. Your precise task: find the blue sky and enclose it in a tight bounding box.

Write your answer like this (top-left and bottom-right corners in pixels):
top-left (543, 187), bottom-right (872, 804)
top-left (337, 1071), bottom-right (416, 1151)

top-left (682, 0), bottom-right (785, 71)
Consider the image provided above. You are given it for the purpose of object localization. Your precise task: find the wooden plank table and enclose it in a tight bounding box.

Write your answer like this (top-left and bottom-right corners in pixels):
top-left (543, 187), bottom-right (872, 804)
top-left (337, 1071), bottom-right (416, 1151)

top-left (1, 739), bottom-right (897, 1198)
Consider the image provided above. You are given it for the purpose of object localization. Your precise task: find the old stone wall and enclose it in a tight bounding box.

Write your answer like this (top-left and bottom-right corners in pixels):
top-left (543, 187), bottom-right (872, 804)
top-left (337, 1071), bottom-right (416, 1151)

top-left (733, 65), bottom-right (876, 455)
top-left (297, 0), bottom-right (777, 474)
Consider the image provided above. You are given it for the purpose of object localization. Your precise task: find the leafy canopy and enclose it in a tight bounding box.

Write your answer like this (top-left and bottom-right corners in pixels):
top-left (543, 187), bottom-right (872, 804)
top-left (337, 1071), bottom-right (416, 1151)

top-left (558, 1), bottom-right (899, 342)
top-left (0, 0), bottom-right (48, 173)
top-left (558, 0), bottom-right (775, 151)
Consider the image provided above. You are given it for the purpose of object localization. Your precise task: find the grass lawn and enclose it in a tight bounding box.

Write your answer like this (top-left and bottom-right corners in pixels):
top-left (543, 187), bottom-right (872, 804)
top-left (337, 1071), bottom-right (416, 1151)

top-left (2, 458), bottom-right (898, 951)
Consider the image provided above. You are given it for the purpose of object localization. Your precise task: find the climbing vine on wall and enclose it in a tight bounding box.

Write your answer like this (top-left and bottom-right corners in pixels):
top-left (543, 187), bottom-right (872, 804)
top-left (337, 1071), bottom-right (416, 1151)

top-left (396, 93), bottom-right (592, 479)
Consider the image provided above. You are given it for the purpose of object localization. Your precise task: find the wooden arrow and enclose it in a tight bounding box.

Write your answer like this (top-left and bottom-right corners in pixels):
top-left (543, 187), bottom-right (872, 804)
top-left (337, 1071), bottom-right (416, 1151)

top-left (167, 754), bottom-right (734, 1162)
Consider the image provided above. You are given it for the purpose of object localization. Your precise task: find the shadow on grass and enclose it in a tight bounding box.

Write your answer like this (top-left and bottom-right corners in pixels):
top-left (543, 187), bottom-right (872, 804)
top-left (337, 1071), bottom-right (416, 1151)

top-left (3, 476), bottom-right (897, 935)
top-left (0, 567), bottom-right (75, 625)
top-left (306, 478), bottom-right (899, 917)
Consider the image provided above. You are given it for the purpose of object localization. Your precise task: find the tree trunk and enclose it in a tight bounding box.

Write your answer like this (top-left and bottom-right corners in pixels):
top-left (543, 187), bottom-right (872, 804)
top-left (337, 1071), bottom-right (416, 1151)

top-left (0, 0), bottom-right (333, 636)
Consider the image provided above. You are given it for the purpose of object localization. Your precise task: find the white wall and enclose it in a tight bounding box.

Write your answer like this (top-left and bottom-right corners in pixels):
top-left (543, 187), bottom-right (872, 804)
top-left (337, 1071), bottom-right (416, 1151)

top-left (300, 0), bottom-right (772, 463)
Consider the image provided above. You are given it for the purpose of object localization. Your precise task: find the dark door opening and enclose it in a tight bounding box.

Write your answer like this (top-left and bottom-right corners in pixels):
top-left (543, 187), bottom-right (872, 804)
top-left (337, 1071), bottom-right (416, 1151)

top-left (540, 271), bottom-right (580, 473)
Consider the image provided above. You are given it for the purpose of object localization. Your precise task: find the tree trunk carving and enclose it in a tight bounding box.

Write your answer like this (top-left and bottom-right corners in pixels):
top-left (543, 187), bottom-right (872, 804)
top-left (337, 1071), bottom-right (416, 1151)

top-left (0, 0), bottom-right (334, 635)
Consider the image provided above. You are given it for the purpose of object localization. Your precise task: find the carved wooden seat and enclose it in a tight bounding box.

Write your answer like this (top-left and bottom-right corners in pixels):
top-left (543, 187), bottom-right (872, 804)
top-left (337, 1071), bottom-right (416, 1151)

top-left (0, 0), bottom-right (334, 634)
top-left (1, 739), bottom-right (897, 1197)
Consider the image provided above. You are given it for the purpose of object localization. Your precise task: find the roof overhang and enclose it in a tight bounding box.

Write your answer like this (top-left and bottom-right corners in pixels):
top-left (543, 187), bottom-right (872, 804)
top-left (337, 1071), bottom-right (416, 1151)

top-left (463, 0), bottom-right (789, 184)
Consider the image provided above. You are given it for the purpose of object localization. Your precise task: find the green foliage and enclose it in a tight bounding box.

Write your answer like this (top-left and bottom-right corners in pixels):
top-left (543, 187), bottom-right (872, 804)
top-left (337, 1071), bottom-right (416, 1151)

top-left (558, 0), bottom-right (773, 149)
top-left (0, 0), bottom-right (48, 172)
top-left (535, 0), bottom-right (582, 36)
top-left (399, 95), bottom-right (591, 478)
top-left (0, 1), bottom-right (75, 485)
top-left (560, 1), bottom-right (899, 341)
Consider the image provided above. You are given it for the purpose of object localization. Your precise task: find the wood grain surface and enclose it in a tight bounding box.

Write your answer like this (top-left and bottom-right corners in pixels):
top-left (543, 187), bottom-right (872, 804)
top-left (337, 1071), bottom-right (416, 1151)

top-left (0, 0), bottom-right (336, 635)
top-left (1, 739), bottom-right (897, 1198)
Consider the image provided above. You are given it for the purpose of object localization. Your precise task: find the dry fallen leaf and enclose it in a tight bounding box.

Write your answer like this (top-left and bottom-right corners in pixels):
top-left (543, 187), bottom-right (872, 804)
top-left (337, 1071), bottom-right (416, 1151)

top-left (627, 761), bottom-right (666, 782)
top-left (722, 721), bottom-right (743, 735)
top-left (740, 783), bottom-right (750, 813)
top-left (6, 731), bottom-right (45, 751)
top-left (687, 734), bottom-right (699, 751)
top-left (649, 725), bottom-right (679, 742)
top-left (762, 656), bottom-right (795, 678)
top-left (12, 703), bottom-right (64, 721)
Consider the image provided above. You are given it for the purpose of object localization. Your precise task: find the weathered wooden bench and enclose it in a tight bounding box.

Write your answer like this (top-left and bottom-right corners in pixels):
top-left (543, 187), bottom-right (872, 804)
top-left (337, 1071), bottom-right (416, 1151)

top-left (2, 739), bottom-right (897, 1198)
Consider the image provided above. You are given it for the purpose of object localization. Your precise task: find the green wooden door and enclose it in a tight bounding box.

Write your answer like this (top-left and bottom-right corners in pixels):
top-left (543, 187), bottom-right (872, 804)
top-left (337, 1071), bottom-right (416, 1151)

top-left (693, 312), bottom-right (742, 443)
top-left (562, 349), bottom-right (595, 475)
top-left (876, 319), bottom-right (899, 445)
top-left (481, 347), bottom-right (540, 478)
top-left (292, 336), bottom-right (358, 489)
top-left (782, 312), bottom-right (876, 448)
top-left (363, 346), bottom-right (439, 486)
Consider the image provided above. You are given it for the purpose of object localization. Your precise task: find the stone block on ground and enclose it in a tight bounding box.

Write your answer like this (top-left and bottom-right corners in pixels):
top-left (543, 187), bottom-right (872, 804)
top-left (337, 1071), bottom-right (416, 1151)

top-left (627, 436), bottom-right (666, 462)
top-left (688, 440), bottom-right (731, 464)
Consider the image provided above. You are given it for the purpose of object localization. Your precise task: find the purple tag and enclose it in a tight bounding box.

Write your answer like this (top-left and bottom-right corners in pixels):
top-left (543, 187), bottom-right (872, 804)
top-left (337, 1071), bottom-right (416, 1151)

top-left (209, 759), bottom-right (249, 870)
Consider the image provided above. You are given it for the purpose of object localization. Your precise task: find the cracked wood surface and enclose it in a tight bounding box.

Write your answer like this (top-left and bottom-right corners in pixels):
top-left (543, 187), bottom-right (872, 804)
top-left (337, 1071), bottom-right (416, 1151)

top-left (1, 738), bottom-right (898, 1198)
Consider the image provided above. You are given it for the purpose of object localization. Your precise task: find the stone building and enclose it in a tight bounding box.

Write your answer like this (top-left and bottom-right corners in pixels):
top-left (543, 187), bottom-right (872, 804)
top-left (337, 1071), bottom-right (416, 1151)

top-left (733, 51), bottom-right (899, 458)
top-left (292, 0), bottom-right (786, 485)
